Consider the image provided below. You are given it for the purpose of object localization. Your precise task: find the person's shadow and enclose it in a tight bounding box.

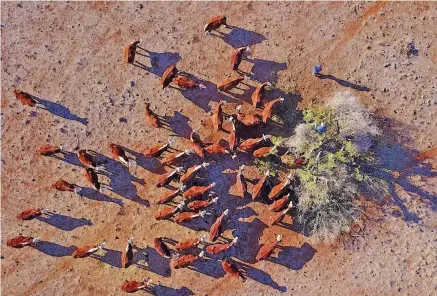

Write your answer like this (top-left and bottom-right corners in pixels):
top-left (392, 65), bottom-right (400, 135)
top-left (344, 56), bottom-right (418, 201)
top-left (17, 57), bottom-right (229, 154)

top-left (37, 213), bottom-right (92, 231)
top-left (32, 96), bottom-right (88, 125)
top-left (315, 73), bottom-right (370, 92)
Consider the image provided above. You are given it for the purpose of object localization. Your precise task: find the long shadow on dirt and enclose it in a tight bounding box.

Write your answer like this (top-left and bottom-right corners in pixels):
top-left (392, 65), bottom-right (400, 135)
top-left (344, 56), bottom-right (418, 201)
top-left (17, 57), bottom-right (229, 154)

top-left (32, 96), bottom-right (88, 125)
top-left (270, 243), bottom-right (316, 270)
top-left (163, 111), bottom-right (192, 139)
top-left (134, 48), bottom-right (181, 77)
top-left (170, 74), bottom-right (240, 112)
top-left (119, 146), bottom-right (167, 175)
top-left (134, 246), bottom-right (172, 277)
top-left (33, 241), bottom-right (77, 257)
top-left (37, 213), bottom-right (92, 231)
top-left (189, 257), bottom-right (226, 279)
top-left (78, 187), bottom-right (124, 206)
top-left (215, 26), bottom-right (267, 48)
top-left (359, 133), bottom-right (437, 223)
top-left (248, 59), bottom-right (287, 84)
top-left (238, 261), bottom-right (287, 293)
top-left (92, 151), bottom-right (150, 207)
top-left (91, 247), bottom-right (122, 268)
top-left (315, 73), bottom-right (370, 92)
top-left (148, 284), bottom-right (194, 296)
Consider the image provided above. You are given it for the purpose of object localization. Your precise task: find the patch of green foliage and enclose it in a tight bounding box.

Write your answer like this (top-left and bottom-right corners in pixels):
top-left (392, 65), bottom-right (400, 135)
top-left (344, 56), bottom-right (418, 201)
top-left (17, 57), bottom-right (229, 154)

top-left (254, 157), bottom-right (278, 177)
top-left (288, 101), bottom-right (380, 242)
top-left (286, 86), bottom-right (300, 97)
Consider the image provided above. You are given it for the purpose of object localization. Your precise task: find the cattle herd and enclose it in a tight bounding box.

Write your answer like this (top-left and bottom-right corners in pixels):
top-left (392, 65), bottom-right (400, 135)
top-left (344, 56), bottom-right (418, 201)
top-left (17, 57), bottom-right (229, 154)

top-left (7, 16), bottom-right (308, 293)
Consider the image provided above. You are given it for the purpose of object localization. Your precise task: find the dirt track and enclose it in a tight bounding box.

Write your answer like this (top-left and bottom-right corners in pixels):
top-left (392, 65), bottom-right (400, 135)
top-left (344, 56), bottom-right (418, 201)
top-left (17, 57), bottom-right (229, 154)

top-left (1, 2), bottom-right (437, 295)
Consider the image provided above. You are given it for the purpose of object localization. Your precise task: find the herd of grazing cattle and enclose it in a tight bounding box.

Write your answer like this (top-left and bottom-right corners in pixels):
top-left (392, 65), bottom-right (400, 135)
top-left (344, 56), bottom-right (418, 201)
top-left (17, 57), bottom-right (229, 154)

top-left (8, 16), bottom-right (309, 293)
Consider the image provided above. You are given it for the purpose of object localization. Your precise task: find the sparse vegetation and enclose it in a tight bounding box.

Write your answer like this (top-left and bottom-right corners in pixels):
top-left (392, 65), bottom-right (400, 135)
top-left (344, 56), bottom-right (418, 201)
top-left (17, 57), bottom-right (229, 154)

top-left (285, 85), bottom-right (299, 97)
top-left (283, 92), bottom-right (385, 242)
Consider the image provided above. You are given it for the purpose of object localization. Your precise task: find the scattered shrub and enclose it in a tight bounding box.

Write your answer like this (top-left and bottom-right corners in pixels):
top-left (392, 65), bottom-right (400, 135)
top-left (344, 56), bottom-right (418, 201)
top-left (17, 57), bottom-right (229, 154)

top-left (284, 91), bottom-right (384, 242)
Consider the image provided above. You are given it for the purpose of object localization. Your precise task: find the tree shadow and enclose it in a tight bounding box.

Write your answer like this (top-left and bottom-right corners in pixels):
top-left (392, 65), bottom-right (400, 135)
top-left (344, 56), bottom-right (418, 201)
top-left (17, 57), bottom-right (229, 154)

top-left (315, 73), bottom-right (370, 92)
top-left (134, 246), bottom-right (172, 277)
top-left (134, 49), bottom-right (181, 77)
top-left (32, 96), bottom-right (88, 125)
top-left (78, 187), bottom-right (124, 206)
top-left (248, 59), bottom-right (287, 84)
top-left (279, 209), bottom-right (310, 237)
top-left (33, 241), bottom-right (77, 257)
top-left (357, 116), bottom-right (437, 222)
top-left (149, 284), bottom-right (194, 296)
top-left (218, 27), bottom-right (267, 48)
top-left (239, 261), bottom-right (287, 293)
top-left (37, 213), bottom-right (92, 231)
top-left (270, 243), bottom-right (316, 270)
top-left (163, 111), bottom-right (192, 139)
top-left (91, 247), bottom-right (122, 268)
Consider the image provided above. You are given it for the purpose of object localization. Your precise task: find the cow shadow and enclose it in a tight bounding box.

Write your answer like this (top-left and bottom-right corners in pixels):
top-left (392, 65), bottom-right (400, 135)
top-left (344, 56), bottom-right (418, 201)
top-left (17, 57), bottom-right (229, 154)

top-left (92, 247), bottom-right (122, 268)
top-left (118, 146), bottom-right (166, 175)
top-left (134, 246), bottom-right (172, 277)
top-left (218, 27), bottom-right (267, 48)
top-left (164, 111), bottom-right (192, 139)
top-left (270, 243), bottom-right (316, 270)
top-left (33, 96), bottom-right (88, 125)
top-left (50, 151), bottom-right (83, 168)
top-left (92, 152), bottom-right (150, 207)
top-left (227, 84), bottom-right (256, 104)
top-left (231, 218), bottom-right (268, 264)
top-left (175, 215), bottom-right (211, 232)
top-left (248, 59), bottom-right (287, 84)
top-left (37, 213), bottom-right (92, 231)
top-left (189, 257), bottom-right (226, 278)
top-left (134, 49), bottom-right (181, 77)
top-left (239, 261), bottom-right (287, 292)
top-left (149, 284), bottom-right (194, 296)
top-left (172, 73), bottom-right (240, 112)
top-left (33, 241), bottom-right (77, 257)
top-left (315, 73), bottom-right (370, 92)
top-left (78, 187), bottom-right (124, 206)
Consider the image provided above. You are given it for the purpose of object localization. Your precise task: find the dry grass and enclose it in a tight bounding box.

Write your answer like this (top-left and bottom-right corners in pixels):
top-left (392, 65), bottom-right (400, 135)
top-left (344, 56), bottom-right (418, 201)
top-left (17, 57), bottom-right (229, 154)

top-left (284, 91), bottom-right (384, 242)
